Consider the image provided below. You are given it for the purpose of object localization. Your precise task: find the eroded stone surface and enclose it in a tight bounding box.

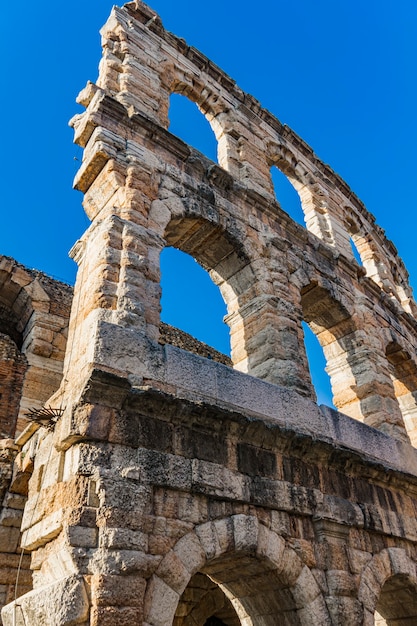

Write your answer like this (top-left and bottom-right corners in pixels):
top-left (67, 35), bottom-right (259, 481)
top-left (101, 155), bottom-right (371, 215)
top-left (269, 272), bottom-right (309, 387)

top-left (2, 2), bottom-right (417, 625)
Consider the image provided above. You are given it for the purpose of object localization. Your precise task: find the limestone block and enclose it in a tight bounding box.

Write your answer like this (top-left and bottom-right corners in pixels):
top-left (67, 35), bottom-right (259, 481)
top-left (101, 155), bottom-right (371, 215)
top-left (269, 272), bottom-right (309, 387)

top-left (91, 573), bottom-right (146, 607)
top-left (155, 550), bottom-right (190, 593)
top-left (0, 526), bottom-right (21, 553)
top-left (67, 525), bottom-right (98, 548)
top-left (326, 569), bottom-right (357, 597)
top-left (2, 492), bottom-right (26, 511)
top-left (91, 606), bottom-right (142, 626)
top-left (347, 548), bottom-right (373, 576)
top-left (21, 509), bottom-right (63, 551)
top-left (88, 547), bottom-right (161, 577)
top-left (144, 575), bottom-right (179, 626)
top-left (325, 596), bottom-right (364, 626)
top-left (278, 547), bottom-right (304, 586)
top-left (1, 575), bottom-right (89, 626)
top-left (173, 532), bottom-right (206, 576)
top-left (98, 527), bottom-right (148, 551)
top-left (191, 459), bottom-right (250, 501)
top-left (231, 514), bottom-right (259, 555)
top-left (0, 507), bottom-right (23, 528)
top-left (195, 522), bottom-right (222, 561)
top-left (256, 525), bottom-right (283, 565)
top-left (291, 565), bottom-right (322, 609)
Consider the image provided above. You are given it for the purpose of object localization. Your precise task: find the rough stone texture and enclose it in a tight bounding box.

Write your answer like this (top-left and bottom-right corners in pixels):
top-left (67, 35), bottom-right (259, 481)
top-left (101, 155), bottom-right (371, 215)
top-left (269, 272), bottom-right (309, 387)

top-left (159, 322), bottom-right (231, 367)
top-left (0, 260), bottom-right (72, 617)
top-left (2, 2), bottom-right (417, 625)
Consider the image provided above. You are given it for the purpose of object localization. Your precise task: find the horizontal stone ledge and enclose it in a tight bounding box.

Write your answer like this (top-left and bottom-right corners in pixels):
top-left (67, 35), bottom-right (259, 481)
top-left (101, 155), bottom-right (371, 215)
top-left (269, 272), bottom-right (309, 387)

top-left (66, 325), bottom-right (417, 486)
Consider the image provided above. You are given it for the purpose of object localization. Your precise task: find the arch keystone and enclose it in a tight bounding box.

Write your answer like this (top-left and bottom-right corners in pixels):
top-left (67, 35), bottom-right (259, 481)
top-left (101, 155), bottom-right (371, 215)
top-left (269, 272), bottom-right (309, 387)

top-left (231, 514), bottom-right (259, 554)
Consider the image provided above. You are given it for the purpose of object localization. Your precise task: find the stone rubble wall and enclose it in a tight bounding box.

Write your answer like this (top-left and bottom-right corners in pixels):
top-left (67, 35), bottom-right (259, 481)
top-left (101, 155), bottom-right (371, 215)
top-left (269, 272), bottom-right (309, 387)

top-left (159, 322), bottom-right (231, 367)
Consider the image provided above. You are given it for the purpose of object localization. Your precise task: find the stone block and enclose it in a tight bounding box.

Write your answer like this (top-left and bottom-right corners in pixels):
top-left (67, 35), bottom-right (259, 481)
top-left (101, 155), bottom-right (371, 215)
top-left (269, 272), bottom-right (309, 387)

top-left (0, 526), bottom-right (21, 553)
top-left (91, 573), bottom-right (146, 607)
top-left (326, 569), bottom-right (357, 596)
top-left (231, 514), bottom-right (259, 554)
top-left (91, 606), bottom-right (142, 626)
top-left (98, 527), bottom-right (148, 551)
top-left (195, 522), bottom-right (221, 561)
top-left (155, 550), bottom-right (190, 593)
top-left (1, 575), bottom-right (89, 626)
top-left (144, 575), bottom-right (179, 626)
top-left (173, 532), bottom-right (206, 575)
top-left (67, 526), bottom-right (98, 548)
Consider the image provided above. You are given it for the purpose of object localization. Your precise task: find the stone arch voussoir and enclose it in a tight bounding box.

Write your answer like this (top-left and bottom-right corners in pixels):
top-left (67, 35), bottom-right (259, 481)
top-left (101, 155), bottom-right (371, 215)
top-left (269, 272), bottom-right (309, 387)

top-left (359, 547), bottom-right (417, 619)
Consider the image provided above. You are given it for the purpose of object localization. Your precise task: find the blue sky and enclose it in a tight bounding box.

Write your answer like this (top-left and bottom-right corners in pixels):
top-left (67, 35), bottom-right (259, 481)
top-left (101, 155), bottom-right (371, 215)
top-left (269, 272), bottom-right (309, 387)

top-left (1, 1), bottom-right (416, 406)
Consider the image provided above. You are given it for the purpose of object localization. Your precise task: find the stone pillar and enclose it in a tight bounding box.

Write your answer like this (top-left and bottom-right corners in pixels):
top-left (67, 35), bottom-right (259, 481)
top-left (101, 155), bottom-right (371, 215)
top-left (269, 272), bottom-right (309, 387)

top-left (323, 329), bottom-right (408, 442)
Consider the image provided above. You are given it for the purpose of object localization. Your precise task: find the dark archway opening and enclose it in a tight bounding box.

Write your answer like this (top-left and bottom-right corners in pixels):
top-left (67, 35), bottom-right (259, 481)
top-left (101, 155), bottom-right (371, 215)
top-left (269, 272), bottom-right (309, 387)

top-left (174, 572), bottom-right (240, 626)
top-left (204, 618), bottom-right (228, 626)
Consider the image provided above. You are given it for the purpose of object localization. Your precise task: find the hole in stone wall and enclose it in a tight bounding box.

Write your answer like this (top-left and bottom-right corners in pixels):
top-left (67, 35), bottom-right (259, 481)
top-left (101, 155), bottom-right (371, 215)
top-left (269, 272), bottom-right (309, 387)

top-left (160, 247), bottom-right (230, 356)
top-left (168, 93), bottom-right (218, 162)
top-left (270, 166), bottom-right (305, 227)
top-left (350, 237), bottom-right (362, 264)
top-left (302, 321), bottom-right (335, 408)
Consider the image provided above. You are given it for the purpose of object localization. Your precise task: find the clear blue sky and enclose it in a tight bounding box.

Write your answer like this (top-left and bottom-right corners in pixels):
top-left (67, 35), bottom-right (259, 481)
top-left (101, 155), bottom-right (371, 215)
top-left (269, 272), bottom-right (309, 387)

top-left (1, 1), bottom-right (416, 406)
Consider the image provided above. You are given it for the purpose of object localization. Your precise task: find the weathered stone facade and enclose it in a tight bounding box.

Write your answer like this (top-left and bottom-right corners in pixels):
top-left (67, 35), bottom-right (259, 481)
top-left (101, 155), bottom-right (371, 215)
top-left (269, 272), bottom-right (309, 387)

top-left (0, 258), bottom-right (72, 615)
top-left (1, 2), bottom-right (417, 624)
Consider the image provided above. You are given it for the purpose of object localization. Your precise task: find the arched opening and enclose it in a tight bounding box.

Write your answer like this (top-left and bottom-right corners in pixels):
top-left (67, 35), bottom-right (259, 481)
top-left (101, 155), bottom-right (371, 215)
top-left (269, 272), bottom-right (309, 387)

top-left (301, 282), bottom-right (408, 440)
top-left (173, 553), bottom-right (315, 626)
top-left (162, 213), bottom-right (309, 392)
top-left (160, 247), bottom-right (230, 357)
top-left (345, 218), bottom-right (371, 269)
top-left (349, 237), bottom-right (362, 265)
top-left (301, 283), bottom-right (358, 416)
top-left (386, 342), bottom-right (417, 446)
top-left (145, 516), bottom-right (331, 626)
top-left (375, 574), bottom-right (417, 625)
top-left (174, 572), bottom-right (240, 626)
top-left (302, 321), bottom-right (335, 408)
top-left (168, 93), bottom-right (218, 162)
top-left (270, 166), bottom-right (305, 226)
top-left (162, 215), bottom-right (259, 377)
top-left (267, 148), bottom-right (337, 245)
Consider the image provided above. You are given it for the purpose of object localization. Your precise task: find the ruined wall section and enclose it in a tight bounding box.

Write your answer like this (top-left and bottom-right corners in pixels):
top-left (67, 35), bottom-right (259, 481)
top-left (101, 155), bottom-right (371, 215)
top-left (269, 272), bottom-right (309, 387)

top-left (68, 17), bottom-right (417, 444)
top-left (0, 257), bottom-right (72, 436)
top-left (0, 258), bottom-right (72, 617)
top-left (4, 3), bottom-right (417, 625)
top-left (91, 1), bottom-right (415, 315)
